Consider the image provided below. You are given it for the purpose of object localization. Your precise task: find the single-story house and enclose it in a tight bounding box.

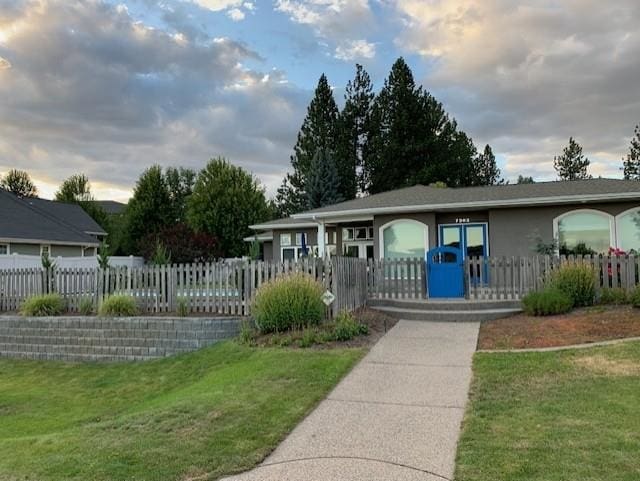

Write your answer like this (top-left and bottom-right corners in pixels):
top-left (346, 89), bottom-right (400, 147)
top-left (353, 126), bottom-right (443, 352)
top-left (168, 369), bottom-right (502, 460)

top-left (249, 178), bottom-right (640, 262)
top-left (0, 189), bottom-right (107, 257)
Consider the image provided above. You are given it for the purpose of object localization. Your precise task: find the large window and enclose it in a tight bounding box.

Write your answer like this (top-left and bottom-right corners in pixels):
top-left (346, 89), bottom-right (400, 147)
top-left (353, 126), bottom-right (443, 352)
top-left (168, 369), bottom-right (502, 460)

top-left (616, 209), bottom-right (640, 253)
top-left (555, 210), bottom-right (612, 254)
top-left (380, 220), bottom-right (427, 259)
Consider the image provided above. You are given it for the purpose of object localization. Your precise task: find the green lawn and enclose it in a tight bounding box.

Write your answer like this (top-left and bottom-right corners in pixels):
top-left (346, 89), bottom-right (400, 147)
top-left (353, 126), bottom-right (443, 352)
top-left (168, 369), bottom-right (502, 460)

top-left (456, 341), bottom-right (640, 481)
top-left (0, 342), bottom-right (363, 481)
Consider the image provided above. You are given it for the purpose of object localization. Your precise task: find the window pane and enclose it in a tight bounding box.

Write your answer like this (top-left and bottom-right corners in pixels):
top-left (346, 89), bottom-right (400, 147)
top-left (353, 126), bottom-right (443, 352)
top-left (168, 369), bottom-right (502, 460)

top-left (280, 234), bottom-right (291, 246)
top-left (355, 228), bottom-right (367, 240)
top-left (465, 225), bottom-right (486, 258)
top-left (441, 226), bottom-right (461, 249)
top-left (558, 212), bottom-right (611, 253)
top-left (383, 221), bottom-right (426, 259)
top-left (344, 245), bottom-right (359, 257)
top-left (0, 244), bottom-right (7, 255)
top-left (282, 248), bottom-right (295, 260)
top-left (618, 210), bottom-right (640, 253)
top-left (366, 245), bottom-right (374, 259)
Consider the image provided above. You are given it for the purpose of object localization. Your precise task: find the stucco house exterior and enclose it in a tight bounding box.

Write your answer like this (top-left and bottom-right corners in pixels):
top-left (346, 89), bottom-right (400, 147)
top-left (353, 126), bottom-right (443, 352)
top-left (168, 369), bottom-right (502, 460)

top-left (0, 189), bottom-right (106, 257)
top-left (249, 178), bottom-right (640, 262)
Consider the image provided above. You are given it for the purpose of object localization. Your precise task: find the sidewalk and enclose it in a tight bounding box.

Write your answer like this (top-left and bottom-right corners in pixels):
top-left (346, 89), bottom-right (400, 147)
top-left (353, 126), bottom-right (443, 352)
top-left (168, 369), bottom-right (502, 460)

top-left (221, 320), bottom-right (480, 481)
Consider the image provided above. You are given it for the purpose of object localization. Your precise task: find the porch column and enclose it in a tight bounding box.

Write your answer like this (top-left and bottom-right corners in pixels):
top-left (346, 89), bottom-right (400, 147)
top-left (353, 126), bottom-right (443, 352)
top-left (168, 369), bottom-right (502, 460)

top-left (317, 221), bottom-right (326, 258)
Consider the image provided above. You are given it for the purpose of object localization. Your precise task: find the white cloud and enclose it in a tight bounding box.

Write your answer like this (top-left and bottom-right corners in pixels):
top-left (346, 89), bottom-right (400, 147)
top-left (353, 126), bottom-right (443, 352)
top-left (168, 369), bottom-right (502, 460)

top-left (391, 0), bottom-right (640, 180)
top-left (334, 39), bottom-right (375, 60)
top-left (190, 0), bottom-right (242, 12)
top-left (227, 8), bottom-right (245, 21)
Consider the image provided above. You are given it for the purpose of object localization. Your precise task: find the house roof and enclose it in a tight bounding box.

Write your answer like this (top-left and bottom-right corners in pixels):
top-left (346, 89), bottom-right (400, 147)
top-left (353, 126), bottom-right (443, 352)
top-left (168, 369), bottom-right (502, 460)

top-left (288, 178), bottom-right (640, 220)
top-left (91, 200), bottom-right (127, 215)
top-left (249, 217), bottom-right (318, 230)
top-left (0, 190), bottom-right (103, 245)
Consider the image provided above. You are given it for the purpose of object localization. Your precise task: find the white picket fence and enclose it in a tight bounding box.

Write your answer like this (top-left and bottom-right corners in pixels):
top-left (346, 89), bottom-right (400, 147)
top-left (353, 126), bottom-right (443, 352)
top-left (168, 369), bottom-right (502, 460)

top-left (0, 255), bottom-right (144, 270)
top-left (0, 257), bottom-right (368, 317)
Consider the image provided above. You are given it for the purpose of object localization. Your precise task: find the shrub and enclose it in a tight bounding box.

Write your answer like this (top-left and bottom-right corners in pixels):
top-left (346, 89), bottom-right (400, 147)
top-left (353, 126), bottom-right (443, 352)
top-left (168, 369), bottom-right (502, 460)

top-left (298, 328), bottom-right (320, 348)
top-left (333, 311), bottom-right (369, 341)
top-left (237, 320), bottom-right (256, 346)
top-left (522, 288), bottom-right (574, 316)
top-left (630, 287), bottom-right (640, 308)
top-left (252, 273), bottom-right (325, 333)
top-left (548, 263), bottom-right (596, 307)
top-left (598, 287), bottom-right (629, 305)
top-left (20, 293), bottom-right (65, 317)
top-left (176, 297), bottom-right (189, 317)
top-left (79, 297), bottom-right (95, 315)
top-left (99, 295), bottom-right (138, 317)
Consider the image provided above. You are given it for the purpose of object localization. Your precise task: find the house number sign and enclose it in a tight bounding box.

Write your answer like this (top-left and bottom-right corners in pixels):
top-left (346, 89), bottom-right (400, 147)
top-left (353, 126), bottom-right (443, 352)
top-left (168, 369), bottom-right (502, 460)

top-left (455, 218), bottom-right (471, 223)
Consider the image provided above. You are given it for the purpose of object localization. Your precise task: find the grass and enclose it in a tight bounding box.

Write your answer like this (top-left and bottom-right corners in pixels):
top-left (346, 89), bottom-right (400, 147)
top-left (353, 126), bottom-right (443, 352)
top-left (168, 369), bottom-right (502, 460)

top-left (456, 341), bottom-right (640, 481)
top-left (0, 342), bottom-right (363, 481)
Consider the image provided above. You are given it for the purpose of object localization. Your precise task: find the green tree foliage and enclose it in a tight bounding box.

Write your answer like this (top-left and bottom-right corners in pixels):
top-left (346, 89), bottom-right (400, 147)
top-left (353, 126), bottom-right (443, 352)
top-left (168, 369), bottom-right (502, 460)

top-left (276, 74), bottom-right (339, 215)
top-left (554, 137), bottom-right (591, 180)
top-left (306, 148), bottom-right (344, 209)
top-left (187, 157), bottom-right (270, 258)
top-left (363, 58), bottom-right (477, 193)
top-left (335, 64), bottom-right (374, 198)
top-left (517, 175), bottom-right (535, 184)
top-left (622, 124), bottom-right (640, 180)
top-left (472, 144), bottom-right (502, 185)
top-left (1, 169), bottom-right (37, 197)
top-left (55, 173), bottom-right (110, 234)
top-left (165, 167), bottom-right (196, 221)
top-left (123, 166), bottom-right (173, 255)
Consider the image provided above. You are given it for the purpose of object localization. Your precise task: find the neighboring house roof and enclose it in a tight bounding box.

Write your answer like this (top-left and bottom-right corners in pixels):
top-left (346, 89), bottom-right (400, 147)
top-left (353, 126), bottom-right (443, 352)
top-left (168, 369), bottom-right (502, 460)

top-left (288, 178), bottom-right (640, 219)
top-left (91, 200), bottom-right (127, 215)
top-left (249, 217), bottom-right (318, 230)
top-left (0, 190), bottom-right (102, 246)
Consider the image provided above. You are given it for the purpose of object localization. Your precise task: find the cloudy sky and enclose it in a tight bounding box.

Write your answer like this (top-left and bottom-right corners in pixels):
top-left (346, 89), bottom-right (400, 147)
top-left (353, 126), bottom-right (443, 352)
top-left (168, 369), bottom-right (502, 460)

top-left (0, 0), bottom-right (639, 201)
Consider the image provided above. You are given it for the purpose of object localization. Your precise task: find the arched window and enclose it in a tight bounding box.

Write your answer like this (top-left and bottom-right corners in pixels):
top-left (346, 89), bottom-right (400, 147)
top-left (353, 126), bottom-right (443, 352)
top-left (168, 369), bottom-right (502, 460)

top-left (554, 210), bottom-right (613, 254)
top-left (616, 208), bottom-right (640, 253)
top-left (379, 219), bottom-right (428, 259)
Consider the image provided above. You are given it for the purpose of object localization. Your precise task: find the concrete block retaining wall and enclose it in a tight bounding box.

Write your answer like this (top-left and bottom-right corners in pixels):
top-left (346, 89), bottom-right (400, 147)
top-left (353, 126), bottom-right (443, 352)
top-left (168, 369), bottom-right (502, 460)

top-left (0, 316), bottom-right (242, 362)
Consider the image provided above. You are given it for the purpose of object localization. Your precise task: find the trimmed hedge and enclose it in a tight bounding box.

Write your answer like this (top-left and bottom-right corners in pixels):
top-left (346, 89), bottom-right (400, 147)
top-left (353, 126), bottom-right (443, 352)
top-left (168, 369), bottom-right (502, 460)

top-left (252, 273), bottom-right (325, 333)
top-left (20, 294), bottom-right (65, 317)
top-left (522, 288), bottom-right (573, 316)
top-left (548, 263), bottom-right (596, 307)
top-left (99, 295), bottom-right (138, 317)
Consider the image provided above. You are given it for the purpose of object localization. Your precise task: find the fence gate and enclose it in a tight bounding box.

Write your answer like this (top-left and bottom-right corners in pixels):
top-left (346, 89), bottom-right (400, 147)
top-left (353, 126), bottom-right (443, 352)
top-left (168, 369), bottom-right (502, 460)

top-left (426, 246), bottom-right (464, 298)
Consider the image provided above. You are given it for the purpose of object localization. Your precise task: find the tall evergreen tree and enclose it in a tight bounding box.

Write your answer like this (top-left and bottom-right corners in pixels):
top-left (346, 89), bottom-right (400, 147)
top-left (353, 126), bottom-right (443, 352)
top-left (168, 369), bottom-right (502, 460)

top-left (335, 64), bottom-right (374, 198)
top-left (517, 175), bottom-right (535, 184)
top-left (306, 148), bottom-right (344, 209)
top-left (554, 137), bottom-right (591, 180)
top-left (472, 144), bottom-right (501, 185)
top-left (622, 124), bottom-right (640, 180)
top-left (363, 58), bottom-right (477, 193)
top-left (277, 74), bottom-right (339, 214)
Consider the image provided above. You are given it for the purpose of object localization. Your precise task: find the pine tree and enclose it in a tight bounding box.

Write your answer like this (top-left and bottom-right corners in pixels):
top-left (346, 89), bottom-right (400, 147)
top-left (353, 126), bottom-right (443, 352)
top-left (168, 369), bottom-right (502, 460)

top-left (622, 124), bottom-right (640, 180)
top-left (517, 175), bottom-right (535, 184)
top-left (554, 137), bottom-right (591, 180)
top-left (306, 148), bottom-right (344, 209)
top-left (472, 145), bottom-right (501, 185)
top-left (282, 74), bottom-right (339, 212)
top-left (363, 58), bottom-right (477, 193)
top-left (335, 64), bottom-right (374, 198)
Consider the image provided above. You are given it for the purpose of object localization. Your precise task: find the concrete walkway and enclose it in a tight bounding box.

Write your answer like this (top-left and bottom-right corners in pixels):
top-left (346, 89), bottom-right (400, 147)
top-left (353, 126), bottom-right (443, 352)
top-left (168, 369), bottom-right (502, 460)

top-left (222, 320), bottom-right (480, 481)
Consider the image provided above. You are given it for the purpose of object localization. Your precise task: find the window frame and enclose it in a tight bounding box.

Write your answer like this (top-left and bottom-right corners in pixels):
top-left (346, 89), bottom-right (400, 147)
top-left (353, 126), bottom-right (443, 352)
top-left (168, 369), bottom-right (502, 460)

top-left (552, 209), bottom-right (615, 254)
top-left (279, 233), bottom-right (292, 247)
top-left (0, 243), bottom-right (9, 255)
top-left (615, 207), bottom-right (640, 252)
top-left (378, 219), bottom-right (429, 260)
top-left (40, 244), bottom-right (51, 257)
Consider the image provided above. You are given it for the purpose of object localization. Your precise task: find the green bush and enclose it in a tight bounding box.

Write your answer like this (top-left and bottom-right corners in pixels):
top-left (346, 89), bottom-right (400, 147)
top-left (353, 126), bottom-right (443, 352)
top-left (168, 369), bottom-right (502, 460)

top-left (237, 320), bottom-right (256, 346)
top-left (99, 295), bottom-right (138, 317)
top-left (252, 273), bottom-right (325, 333)
top-left (298, 328), bottom-right (320, 348)
top-left (176, 297), bottom-right (189, 317)
top-left (598, 287), bottom-right (629, 305)
top-left (522, 288), bottom-right (574, 316)
top-left (630, 287), bottom-right (640, 308)
top-left (79, 297), bottom-right (94, 315)
top-left (20, 293), bottom-right (65, 317)
top-left (333, 311), bottom-right (369, 341)
top-left (548, 263), bottom-right (596, 307)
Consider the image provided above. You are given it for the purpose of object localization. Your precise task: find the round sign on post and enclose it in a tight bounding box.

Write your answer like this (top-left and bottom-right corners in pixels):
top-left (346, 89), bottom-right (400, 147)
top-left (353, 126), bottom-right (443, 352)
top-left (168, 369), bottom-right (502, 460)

top-left (321, 290), bottom-right (335, 306)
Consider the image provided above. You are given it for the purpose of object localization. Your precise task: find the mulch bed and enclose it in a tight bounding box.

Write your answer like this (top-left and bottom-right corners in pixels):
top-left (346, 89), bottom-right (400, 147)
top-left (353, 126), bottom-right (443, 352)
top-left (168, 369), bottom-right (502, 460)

top-left (478, 305), bottom-right (640, 350)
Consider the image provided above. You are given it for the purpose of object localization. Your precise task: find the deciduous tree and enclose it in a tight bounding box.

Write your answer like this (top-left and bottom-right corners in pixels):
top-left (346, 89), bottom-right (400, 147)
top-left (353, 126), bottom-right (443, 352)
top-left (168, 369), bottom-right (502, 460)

top-left (1, 169), bottom-right (37, 197)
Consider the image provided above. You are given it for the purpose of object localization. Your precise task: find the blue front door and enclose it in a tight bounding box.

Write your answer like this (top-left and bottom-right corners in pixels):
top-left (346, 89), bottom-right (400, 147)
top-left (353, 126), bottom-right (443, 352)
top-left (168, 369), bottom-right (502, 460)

top-left (426, 246), bottom-right (464, 298)
top-left (440, 224), bottom-right (488, 284)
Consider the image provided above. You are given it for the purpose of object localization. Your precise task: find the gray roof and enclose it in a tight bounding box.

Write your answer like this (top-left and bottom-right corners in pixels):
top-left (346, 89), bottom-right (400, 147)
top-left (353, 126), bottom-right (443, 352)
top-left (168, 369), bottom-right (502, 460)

top-left (0, 190), bottom-right (103, 245)
top-left (249, 217), bottom-right (317, 230)
top-left (91, 200), bottom-right (127, 215)
top-left (292, 178), bottom-right (640, 218)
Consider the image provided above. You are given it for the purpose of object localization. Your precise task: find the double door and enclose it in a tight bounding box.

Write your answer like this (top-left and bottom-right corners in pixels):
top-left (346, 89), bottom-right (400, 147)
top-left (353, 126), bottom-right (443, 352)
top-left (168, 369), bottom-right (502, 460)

top-left (439, 224), bottom-right (488, 284)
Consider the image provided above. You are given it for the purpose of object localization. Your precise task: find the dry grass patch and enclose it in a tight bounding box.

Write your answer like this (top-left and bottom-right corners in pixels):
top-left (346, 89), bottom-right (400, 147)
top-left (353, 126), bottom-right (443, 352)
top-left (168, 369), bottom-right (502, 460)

top-left (573, 354), bottom-right (640, 376)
